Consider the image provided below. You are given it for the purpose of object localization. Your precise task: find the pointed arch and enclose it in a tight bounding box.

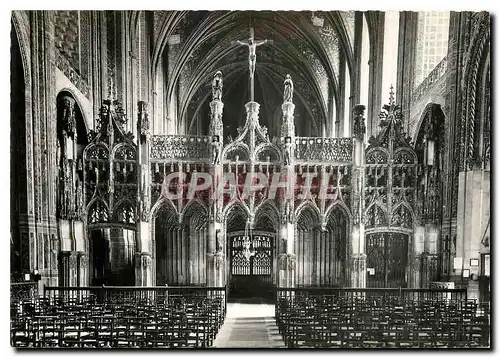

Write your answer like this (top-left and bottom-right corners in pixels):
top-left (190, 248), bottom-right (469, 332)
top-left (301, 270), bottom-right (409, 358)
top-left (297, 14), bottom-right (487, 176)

top-left (391, 202), bottom-right (415, 229)
top-left (254, 143), bottom-right (282, 162)
top-left (222, 142), bottom-right (250, 162)
top-left (325, 200), bottom-right (352, 224)
top-left (365, 203), bottom-right (388, 229)
top-left (295, 201), bottom-right (321, 230)
top-left (180, 198), bottom-right (208, 225)
top-left (150, 196), bottom-right (178, 222)
top-left (113, 198), bottom-right (136, 224)
top-left (295, 201), bottom-right (321, 223)
top-left (254, 200), bottom-right (280, 232)
top-left (86, 198), bottom-right (110, 224)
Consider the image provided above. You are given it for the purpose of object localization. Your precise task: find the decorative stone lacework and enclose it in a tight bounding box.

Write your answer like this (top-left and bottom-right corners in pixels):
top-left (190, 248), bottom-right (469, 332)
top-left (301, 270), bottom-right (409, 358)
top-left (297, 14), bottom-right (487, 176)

top-left (364, 91), bottom-right (419, 230)
top-left (294, 137), bottom-right (353, 163)
top-left (150, 135), bottom-right (210, 160)
top-left (83, 100), bottom-right (138, 225)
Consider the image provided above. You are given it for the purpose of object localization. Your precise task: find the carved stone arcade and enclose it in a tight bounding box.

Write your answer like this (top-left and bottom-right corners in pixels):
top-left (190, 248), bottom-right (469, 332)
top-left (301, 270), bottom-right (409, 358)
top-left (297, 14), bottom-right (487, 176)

top-left (75, 76), bottom-right (434, 290)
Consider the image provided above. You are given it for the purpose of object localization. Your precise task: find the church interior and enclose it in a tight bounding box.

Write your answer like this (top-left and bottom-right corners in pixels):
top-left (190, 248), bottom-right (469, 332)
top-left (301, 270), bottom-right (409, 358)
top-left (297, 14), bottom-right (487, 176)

top-left (10, 10), bottom-right (490, 348)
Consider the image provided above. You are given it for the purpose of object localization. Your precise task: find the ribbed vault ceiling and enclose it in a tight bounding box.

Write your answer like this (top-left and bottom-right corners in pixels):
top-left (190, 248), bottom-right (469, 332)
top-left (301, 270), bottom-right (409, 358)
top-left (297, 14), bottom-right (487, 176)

top-left (155, 11), bottom-right (354, 137)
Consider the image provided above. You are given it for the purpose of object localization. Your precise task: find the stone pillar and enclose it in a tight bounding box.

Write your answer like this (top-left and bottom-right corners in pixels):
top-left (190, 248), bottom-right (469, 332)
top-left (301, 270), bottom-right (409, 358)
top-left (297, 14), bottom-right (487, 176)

top-left (136, 101), bottom-right (153, 286)
top-left (411, 225), bottom-right (425, 287)
top-left (58, 251), bottom-right (78, 287)
top-left (277, 98), bottom-right (296, 288)
top-left (206, 252), bottom-right (225, 287)
top-left (76, 252), bottom-right (88, 287)
top-left (366, 11), bottom-right (385, 137)
top-left (135, 252), bottom-right (153, 286)
top-left (350, 105), bottom-right (366, 288)
top-left (456, 170), bottom-right (489, 284)
top-left (423, 223), bottom-right (440, 286)
top-left (396, 11), bottom-right (418, 128)
top-left (278, 253), bottom-right (296, 289)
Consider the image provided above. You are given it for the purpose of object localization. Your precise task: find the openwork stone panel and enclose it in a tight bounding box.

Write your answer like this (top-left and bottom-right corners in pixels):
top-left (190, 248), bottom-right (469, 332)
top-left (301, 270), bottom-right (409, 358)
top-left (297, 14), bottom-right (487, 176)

top-left (150, 135), bottom-right (210, 161)
top-left (294, 137), bottom-right (353, 163)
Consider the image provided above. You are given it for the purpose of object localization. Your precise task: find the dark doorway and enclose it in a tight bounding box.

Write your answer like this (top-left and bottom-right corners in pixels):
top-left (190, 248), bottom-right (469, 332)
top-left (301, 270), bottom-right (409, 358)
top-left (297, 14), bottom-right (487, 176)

top-left (366, 232), bottom-right (409, 288)
top-left (228, 231), bottom-right (275, 301)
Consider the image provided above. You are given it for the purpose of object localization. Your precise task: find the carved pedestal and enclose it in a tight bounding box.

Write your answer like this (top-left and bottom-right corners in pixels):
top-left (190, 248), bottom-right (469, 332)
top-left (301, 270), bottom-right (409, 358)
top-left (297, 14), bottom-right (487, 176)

top-left (281, 102), bottom-right (295, 137)
top-left (278, 254), bottom-right (296, 288)
top-left (135, 252), bottom-right (153, 286)
top-left (206, 252), bottom-right (225, 287)
top-left (350, 253), bottom-right (367, 288)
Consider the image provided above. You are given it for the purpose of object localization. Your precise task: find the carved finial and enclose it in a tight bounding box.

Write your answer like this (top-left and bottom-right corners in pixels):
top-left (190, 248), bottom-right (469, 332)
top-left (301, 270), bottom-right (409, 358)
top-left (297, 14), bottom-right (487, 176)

top-left (108, 76), bottom-right (116, 102)
top-left (389, 84), bottom-right (395, 105)
top-left (283, 74), bottom-right (294, 103)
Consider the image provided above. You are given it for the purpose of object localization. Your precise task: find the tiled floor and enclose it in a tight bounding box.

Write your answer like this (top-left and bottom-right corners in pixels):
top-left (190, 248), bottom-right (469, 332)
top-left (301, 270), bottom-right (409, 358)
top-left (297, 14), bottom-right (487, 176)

top-left (212, 302), bottom-right (285, 348)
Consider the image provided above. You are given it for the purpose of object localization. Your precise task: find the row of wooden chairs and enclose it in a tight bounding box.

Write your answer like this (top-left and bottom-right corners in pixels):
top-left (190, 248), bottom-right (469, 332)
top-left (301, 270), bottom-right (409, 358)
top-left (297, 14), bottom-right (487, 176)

top-left (275, 296), bottom-right (490, 348)
top-left (11, 295), bottom-right (225, 348)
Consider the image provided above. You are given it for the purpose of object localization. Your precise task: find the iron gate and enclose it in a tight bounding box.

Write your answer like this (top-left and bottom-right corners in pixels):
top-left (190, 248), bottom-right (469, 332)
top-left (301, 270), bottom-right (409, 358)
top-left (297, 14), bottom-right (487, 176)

top-left (366, 232), bottom-right (409, 288)
top-left (228, 232), bottom-right (274, 298)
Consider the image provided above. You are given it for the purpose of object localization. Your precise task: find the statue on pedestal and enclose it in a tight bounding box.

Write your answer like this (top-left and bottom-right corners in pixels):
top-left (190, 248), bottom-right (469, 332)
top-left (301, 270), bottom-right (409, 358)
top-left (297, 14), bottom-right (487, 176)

top-left (211, 135), bottom-right (222, 165)
top-left (212, 71), bottom-right (223, 101)
top-left (353, 104), bottom-right (366, 140)
top-left (284, 136), bottom-right (293, 166)
top-left (283, 74), bottom-right (294, 103)
top-left (216, 230), bottom-right (224, 253)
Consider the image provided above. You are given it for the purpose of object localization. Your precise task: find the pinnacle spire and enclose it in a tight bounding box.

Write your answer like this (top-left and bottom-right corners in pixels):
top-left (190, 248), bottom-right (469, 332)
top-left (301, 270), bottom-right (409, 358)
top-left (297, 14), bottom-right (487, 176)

top-left (389, 84), bottom-right (395, 105)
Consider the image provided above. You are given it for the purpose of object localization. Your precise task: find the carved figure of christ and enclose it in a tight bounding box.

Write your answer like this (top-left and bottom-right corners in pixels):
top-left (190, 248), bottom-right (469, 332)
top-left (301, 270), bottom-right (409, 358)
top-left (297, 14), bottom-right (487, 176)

top-left (232, 28), bottom-right (272, 101)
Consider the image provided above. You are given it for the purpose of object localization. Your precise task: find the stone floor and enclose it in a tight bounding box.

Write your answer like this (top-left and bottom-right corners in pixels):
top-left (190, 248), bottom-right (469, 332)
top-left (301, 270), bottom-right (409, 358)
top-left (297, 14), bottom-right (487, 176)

top-left (212, 301), bottom-right (285, 348)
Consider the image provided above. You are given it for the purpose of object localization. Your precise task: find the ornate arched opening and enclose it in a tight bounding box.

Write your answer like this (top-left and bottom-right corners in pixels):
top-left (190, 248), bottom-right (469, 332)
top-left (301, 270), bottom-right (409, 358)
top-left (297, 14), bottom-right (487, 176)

top-left (294, 205), bottom-right (321, 287)
top-left (414, 103), bottom-right (446, 280)
top-left (294, 204), bottom-right (348, 287)
top-left (364, 92), bottom-right (418, 288)
top-left (83, 100), bottom-right (139, 286)
top-left (225, 202), bottom-right (278, 299)
top-left (153, 202), bottom-right (179, 285)
top-left (181, 201), bottom-right (208, 285)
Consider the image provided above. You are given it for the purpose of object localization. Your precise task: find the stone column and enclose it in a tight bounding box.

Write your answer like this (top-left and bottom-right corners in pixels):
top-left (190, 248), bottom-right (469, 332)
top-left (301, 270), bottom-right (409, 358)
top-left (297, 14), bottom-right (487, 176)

top-left (277, 98), bottom-right (296, 289)
top-left (411, 225), bottom-right (425, 288)
top-left (135, 101), bottom-right (153, 286)
top-left (58, 251), bottom-right (78, 287)
top-left (76, 252), bottom-right (88, 287)
top-left (134, 252), bottom-right (152, 286)
top-left (350, 105), bottom-right (367, 288)
top-left (206, 94), bottom-right (225, 288)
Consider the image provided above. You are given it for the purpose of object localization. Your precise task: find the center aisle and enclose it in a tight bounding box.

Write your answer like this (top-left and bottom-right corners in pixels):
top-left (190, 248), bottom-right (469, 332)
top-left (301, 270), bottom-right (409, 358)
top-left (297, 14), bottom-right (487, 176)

top-left (212, 302), bottom-right (286, 348)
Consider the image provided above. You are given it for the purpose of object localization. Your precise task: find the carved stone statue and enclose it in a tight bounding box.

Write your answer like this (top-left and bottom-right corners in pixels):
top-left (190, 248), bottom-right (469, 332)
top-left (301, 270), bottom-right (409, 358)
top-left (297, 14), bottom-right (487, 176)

top-left (281, 237), bottom-right (287, 254)
top-left (353, 104), bottom-right (366, 140)
top-left (216, 230), bottom-right (224, 253)
top-left (284, 136), bottom-right (293, 166)
top-left (211, 135), bottom-right (222, 165)
top-left (137, 101), bottom-right (150, 139)
top-left (212, 71), bottom-right (223, 101)
top-left (283, 74), bottom-right (294, 103)
top-left (58, 95), bottom-right (76, 137)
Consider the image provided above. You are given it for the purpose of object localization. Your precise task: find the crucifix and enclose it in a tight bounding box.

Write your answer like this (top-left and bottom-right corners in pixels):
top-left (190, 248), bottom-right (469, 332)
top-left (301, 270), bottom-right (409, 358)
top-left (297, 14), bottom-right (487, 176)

top-left (232, 28), bottom-right (273, 102)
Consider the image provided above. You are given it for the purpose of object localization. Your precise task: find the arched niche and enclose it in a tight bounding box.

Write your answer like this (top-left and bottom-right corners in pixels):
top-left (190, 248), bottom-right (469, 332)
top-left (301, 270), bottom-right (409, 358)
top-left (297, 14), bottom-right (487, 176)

top-left (294, 205), bottom-right (348, 287)
top-left (153, 203), bottom-right (180, 286)
top-left (181, 201), bottom-right (208, 286)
